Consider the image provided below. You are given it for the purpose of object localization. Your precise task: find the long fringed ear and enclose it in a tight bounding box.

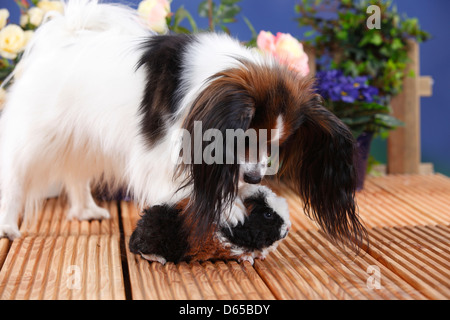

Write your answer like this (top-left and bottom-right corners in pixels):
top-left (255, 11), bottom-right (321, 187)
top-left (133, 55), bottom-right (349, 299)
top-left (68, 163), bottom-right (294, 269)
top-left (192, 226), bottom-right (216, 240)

top-left (178, 74), bottom-right (255, 244)
top-left (280, 94), bottom-right (368, 251)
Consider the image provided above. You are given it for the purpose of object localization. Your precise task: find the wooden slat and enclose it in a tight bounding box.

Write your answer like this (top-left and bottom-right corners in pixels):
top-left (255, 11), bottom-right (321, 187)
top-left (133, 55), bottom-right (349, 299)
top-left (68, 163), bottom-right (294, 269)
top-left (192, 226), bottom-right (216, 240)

top-left (367, 227), bottom-right (450, 299)
top-left (18, 197), bottom-right (121, 237)
top-left (0, 234), bottom-right (125, 300)
top-left (268, 175), bottom-right (450, 230)
top-left (1, 174), bottom-right (450, 300)
top-left (369, 175), bottom-right (450, 226)
top-left (419, 76), bottom-right (433, 97)
top-left (0, 238), bottom-right (10, 270)
top-left (120, 174), bottom-right (450, 300)
top-left (121, 200), bottom-right (450, 300)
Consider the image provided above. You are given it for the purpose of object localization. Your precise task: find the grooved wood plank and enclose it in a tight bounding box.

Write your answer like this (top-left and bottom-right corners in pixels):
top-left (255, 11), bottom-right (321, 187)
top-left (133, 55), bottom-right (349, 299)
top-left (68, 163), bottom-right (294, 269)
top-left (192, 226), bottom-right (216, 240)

top-left (1, 174), bottom-right (450, 300)
top-left (0, 198), bottom-right (125, 300)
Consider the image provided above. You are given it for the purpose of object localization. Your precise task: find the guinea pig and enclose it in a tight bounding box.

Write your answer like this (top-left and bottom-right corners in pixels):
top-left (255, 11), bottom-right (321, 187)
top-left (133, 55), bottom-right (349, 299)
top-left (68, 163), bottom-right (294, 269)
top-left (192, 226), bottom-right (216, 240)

top-left (129, 185), bottom-right (291, 265)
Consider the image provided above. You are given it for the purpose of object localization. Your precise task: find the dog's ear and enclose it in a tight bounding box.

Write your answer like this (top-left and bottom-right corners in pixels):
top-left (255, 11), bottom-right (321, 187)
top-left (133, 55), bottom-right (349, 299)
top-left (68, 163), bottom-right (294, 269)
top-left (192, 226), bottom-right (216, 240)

top-left (178, 73), bottom-right (255, 244)
top-left (279, 94), bottom-right (367, 251)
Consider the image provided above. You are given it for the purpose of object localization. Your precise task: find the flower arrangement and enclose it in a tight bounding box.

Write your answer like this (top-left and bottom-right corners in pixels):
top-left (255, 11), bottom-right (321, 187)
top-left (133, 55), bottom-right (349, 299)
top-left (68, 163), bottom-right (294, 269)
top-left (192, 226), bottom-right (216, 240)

top-left (316, 70), bottom-right (401, 138)
top-left (0, 1), bottom-right (64, 89)
top-left (316, 70), bottom-right (378, 104)
top-left (296, 0), bottom-right (429, 97)
top-left (296, 0), bottom-right (429, 138)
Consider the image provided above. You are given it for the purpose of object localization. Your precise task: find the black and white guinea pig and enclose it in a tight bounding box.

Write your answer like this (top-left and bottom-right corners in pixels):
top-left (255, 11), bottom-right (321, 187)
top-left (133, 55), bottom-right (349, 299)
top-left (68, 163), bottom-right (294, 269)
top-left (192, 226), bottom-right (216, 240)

top-left (129, 185), bottom-right (291, 265)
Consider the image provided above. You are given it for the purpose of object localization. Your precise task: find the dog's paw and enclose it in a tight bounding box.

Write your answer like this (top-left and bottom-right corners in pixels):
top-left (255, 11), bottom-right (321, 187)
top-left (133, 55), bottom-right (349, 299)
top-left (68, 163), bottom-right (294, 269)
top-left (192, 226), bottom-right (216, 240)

top-left (0, 224), bottom-right (21, 240)
top-left (67, 206), bottom-right (111, 221)
top-left (140, 253), bottom-right (167, 265)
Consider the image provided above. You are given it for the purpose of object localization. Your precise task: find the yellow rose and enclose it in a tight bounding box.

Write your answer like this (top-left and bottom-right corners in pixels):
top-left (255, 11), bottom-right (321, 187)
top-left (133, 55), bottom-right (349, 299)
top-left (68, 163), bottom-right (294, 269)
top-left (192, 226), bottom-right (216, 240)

top-left (138, 0), bottom-right (171, 33)
top-left (0, 87), bottom-right (6, 110)
top-left (24, 30), bottom-right (34, 45)
top-left (37, 0), bottom-right (64, 14)
top-left (27, 7), bottom-right (45, 27)
top-left (20, 14), bottom-right (28, 27)
top-left (0, 24), bottom-right (27, 59)
top-left (0, 9), bottom-right (9, 30)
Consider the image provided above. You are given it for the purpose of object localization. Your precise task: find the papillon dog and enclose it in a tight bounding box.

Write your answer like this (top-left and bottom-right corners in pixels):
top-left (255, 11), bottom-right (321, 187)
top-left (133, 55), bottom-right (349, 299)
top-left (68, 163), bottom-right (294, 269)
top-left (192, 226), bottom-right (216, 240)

top-left (0, 0), bottom-right (366, 250)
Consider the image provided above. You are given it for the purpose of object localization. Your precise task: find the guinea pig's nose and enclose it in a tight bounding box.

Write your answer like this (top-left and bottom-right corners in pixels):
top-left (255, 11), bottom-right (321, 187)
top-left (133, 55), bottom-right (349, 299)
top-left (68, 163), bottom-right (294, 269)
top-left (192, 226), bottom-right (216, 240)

top-left (243, 173), bottom-right (262, 184)
top-left (282, 226), bottom-right (290, 239)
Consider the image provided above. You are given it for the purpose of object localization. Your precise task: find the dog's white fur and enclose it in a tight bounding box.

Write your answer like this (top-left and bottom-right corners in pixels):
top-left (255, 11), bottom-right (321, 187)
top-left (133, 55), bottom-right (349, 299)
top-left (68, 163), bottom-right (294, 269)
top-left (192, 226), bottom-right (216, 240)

top-left (0, 0), bottom-right (270, 239)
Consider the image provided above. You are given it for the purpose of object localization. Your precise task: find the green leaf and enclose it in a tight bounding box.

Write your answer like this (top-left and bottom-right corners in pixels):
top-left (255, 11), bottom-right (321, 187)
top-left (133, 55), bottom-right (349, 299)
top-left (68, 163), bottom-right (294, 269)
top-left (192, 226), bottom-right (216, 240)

top-left (243, 16), bottom-right (257, 40)
top-left (172, 26), bottom-right (192, 34)
top-left (221, 0), bottom-right (241, 5)
top-left (171, 7), bottom-right (198, 33)
top-left (379, 46), bottom-right (390, 57)
top-left (391, 38), bottom-right (403, 50)
top-left (220, 25), bottom-right (231, 34)
top-left (370, 33), bottom-right (383, 46)
top-left (219, 4), bottom-right (241, 21)
top-left (336, 30), bottom-right (348, 40)
top-left (304, 29), bottom-right (316, 38)
top-left (198, 0), bottom-right (212, 17)
top-left (341, 116), bottom-right (373, 126)
top-left (359, 29), bottom-right (383, 47)
top-left (374, 114), bottom-right (404, 128)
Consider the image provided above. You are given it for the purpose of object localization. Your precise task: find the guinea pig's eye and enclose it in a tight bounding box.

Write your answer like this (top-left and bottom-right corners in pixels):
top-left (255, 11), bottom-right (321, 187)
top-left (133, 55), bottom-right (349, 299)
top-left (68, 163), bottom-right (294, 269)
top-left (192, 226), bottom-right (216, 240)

top-left (264, 211), bottom-right (274, 220)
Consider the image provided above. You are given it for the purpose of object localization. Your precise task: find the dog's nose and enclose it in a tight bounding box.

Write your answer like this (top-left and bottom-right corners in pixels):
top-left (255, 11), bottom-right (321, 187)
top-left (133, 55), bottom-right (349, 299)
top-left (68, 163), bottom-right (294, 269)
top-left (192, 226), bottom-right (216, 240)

top-left (243, 173), bottom-right (262, 184)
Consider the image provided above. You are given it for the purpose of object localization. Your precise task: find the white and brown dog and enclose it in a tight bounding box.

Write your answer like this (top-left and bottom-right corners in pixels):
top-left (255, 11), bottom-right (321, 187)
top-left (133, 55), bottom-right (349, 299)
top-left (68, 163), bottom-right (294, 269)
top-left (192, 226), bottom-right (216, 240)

top-left (0, 0), bottom-right (366, 249)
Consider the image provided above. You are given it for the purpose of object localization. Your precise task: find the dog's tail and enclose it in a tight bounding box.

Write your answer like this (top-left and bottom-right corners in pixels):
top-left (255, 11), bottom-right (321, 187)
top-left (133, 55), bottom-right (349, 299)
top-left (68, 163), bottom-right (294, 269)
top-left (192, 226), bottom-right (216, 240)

top-left (62, 0), bottom-right (148, 34)
top-left (11, 0), bottom-right (149, 85)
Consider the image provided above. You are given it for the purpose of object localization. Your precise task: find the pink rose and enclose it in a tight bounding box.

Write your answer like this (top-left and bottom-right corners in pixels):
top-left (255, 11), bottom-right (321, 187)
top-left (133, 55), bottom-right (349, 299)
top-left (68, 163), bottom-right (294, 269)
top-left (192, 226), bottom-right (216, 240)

top-left (256, 30), bottom-right (276, 53)
top-left (256, 31), bottom-right (309, 77)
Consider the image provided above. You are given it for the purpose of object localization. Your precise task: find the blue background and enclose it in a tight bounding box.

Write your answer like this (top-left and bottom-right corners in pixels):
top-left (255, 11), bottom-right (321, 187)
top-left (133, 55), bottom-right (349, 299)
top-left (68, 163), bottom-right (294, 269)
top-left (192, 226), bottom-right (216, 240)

top-left (3, 0), bottom-right (449, 176)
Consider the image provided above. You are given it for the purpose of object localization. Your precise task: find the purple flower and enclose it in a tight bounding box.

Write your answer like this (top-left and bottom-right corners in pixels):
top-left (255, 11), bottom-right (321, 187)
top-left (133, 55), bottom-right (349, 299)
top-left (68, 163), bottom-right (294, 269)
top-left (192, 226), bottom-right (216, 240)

top-left (360, 86), bottom-right (379, 102)
top-left (316, 70), bottom-right (379, 103)
top-left (353, 76), bottom-right (369, 88)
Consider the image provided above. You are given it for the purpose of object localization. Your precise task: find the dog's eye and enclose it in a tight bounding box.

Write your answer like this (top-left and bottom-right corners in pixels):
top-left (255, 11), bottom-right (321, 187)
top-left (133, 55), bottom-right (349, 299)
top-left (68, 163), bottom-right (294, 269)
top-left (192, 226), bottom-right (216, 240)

top-left (264, 212), bottom-right (274, 220)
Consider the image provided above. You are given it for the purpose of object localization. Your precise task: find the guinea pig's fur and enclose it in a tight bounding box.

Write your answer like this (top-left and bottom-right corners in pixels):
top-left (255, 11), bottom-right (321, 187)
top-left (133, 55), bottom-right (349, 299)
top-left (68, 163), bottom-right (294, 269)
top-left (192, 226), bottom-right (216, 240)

top-left (129, 185), bottom-right (290, 265)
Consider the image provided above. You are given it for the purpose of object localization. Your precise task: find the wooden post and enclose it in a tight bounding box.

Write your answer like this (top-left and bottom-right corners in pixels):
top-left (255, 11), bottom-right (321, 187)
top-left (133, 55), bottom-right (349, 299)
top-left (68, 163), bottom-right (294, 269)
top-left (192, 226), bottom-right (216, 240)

top-left (305, 45), bottom-right (316, 76)
top-left (387, 40), bottom-right (422, 174)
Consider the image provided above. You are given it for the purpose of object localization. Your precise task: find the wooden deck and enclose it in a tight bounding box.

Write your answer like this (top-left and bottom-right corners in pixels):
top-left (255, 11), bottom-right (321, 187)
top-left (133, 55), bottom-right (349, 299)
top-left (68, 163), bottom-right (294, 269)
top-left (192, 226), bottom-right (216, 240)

top-left (0, 174), bottom-right (449, 300)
